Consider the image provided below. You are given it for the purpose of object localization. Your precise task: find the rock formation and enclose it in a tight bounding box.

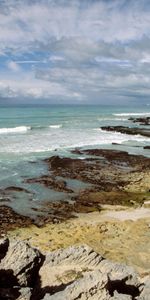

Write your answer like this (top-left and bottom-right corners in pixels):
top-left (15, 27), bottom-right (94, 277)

top-left (101, 126), bottom-right (150, 138)
top-left (0, 238), bottom-right (149, 299)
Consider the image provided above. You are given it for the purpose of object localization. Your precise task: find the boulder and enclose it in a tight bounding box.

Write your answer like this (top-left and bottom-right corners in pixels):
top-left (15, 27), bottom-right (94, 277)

top-left (0, 239), bottom-right (149, 300)
top-left (0, 239), bottom-right (43, 287)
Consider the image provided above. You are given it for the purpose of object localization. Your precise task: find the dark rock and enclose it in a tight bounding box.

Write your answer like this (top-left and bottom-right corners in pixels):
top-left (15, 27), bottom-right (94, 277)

top-left (129, 117), bottom-right (150, 125)
top-left (0, 206), bottom-right (32, 236)
top-left (101, 125), bottom-right (150, 138)
top-left (83, 149), bottom-right (150, 169)
top-left (4, 186), bottom-right (31, 194)
top-left (45, 155), bottom-right (85, 172)
top-left (26, 176), bottom-right (73, 193)
top-left (71, 148), bottom-right (83, 155)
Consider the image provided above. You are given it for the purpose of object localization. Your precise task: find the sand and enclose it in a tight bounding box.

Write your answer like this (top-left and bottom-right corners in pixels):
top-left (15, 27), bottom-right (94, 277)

top-left (8, 205), bottom-right (150, 276)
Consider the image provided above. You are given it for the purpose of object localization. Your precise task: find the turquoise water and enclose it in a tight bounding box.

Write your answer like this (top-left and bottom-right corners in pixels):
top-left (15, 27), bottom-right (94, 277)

top-left (0, 104), bottom-right (149, 217)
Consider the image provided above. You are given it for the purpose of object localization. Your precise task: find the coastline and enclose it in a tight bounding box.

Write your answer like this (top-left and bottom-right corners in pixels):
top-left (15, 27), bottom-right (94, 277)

top-left (1, 146), bottom-right (149, 276)
top-left (7, 205), bottom-right (150, 276)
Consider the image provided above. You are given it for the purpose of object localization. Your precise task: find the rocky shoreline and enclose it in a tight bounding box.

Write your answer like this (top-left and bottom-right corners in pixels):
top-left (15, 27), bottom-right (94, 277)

top-left (0, 237), bottom-right (149, 300)
top-left (1, 148), bottom-right (150, 230)
top-left (101, 126), bottom-right (150, 138)
top-left (0, 144), bottom-right (150, 299)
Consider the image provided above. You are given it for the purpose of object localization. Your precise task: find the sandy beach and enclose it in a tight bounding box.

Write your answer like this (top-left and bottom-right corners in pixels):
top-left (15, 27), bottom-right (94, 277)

top-left (8, 203), bottom-right (150, 276)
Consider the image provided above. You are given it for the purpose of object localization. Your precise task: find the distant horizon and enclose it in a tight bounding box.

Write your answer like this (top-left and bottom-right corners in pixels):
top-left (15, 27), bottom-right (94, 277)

top-left (0, 101), bottom-right (149, 108)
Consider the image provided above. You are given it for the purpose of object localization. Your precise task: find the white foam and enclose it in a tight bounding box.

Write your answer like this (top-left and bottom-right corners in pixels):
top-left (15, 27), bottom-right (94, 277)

top-left (0, 126), bottom-right (31, 134)
top-left (97, 118), bottom-right (128, 121)
top-left (49, 124), bottom-right (62, 129)
top-left (0, 126), bottom-right (149, 154)
top-left (93, 128), bottom-right (104, 131)
top-left (113, 112), bottom-right (150, 116)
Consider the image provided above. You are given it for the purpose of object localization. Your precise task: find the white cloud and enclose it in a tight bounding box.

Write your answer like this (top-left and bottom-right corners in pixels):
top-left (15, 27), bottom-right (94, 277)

top-left (7, 61), bottom-right (21, 72)
top-left (0, 0), bottom-right (149, 53)
top-left (0, 0), bottom-right (150, 103)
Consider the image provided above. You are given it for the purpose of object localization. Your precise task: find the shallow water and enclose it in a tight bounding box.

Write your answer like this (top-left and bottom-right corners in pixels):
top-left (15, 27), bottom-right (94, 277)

top-left (0, 104), bottom-right (149, 216)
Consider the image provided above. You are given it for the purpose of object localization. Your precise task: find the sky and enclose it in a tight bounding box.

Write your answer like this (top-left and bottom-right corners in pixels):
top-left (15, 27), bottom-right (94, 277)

top-left (0, 0), bottom-right (150, 105)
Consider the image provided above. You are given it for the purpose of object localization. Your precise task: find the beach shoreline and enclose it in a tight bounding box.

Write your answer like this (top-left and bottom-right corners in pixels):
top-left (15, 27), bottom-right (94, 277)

top-left (0, 146), bottom-right (149, 276)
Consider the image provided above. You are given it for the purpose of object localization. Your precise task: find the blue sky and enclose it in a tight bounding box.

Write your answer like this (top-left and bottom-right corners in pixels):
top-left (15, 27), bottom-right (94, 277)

top-left (0, 0), bottom-right (150, 105)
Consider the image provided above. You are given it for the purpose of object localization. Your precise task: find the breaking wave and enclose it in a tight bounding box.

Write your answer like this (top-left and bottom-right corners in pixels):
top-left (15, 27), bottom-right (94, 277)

top-left (113, 112), bottom-right (150, 116)
top-left (0, 126), bottom-right (31, 134)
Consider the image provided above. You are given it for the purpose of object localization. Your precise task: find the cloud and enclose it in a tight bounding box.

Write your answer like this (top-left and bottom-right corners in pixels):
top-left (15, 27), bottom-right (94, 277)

top-left (0, 0), bottom-right (150, 103)
top-left (7, 61), bottom-right (21, 72)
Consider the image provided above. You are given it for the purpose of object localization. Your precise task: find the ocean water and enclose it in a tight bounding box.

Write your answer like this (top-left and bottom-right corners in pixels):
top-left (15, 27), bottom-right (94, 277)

top-left (0, 104), bottom-right (150, 217)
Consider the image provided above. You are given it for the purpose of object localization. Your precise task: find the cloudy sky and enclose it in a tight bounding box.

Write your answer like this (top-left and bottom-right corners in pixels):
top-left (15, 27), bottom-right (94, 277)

top-left (0, 0), bottom-right (150, 105)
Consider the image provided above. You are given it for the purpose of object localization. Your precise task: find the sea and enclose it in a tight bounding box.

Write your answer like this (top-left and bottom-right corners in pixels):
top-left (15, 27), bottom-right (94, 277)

top-left (0, 104), bottom-right (150, 218)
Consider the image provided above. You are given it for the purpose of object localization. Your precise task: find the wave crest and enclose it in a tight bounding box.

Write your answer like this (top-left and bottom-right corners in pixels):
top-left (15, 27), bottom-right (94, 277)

top-left (49, 124), bottom-right (62, 129)
top-left (0, 126), bottom-right (31, 134)
top-left (113, 112), bottom-right (150, 116)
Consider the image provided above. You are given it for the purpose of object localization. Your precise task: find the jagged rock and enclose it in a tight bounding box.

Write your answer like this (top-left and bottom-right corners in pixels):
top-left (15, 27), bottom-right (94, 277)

top-left (0, 239), bottom-right (43, 287)
top-left (39, 245), bottom-right (104, 289)
top-left (39, 245), bottom-right (142, 300)
top-left (0, 239), bottom-right (149, 300)
top-left (99, 259), bottom-right (140, 286)
top-left (44, 244), bottom-right (104, 267)
top-left (42, 270), bottom-right (110, 300)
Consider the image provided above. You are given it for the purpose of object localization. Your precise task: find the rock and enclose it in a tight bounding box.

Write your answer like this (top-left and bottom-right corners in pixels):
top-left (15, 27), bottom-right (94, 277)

top-left (101, 126), bottom-right (150, 138)
top-left (129, 117), bottom-right (150, 126)
top-left (0, 239), bottom-right (43, 287)
top-left (0, 239), bottom-right (149, 300)
top-left (39, 245), bottom-right (104, 289)
top-left (44, 244), bottom-right (104, 268)
top-left (26, 176), bottom-right (73, 193)
top-left (99, 259), bottom-right (139, 284)
top-left (111, 291), bottom-right (132, 299)
top-left (4, 186), bottom-right (31, 194)
top-left (18, 287), bottom-right (32, 300)
top-left (45, 155), bottom-right (85, 171)
top-left (0, 206), bottom-right (32, 236)
top-left (71, 148), bottom-right (83, 155)
top-left (143, 146), bottom-right (150, 149)
top-left (42, 270), bottom-right (110, 300)
top-left (99, 260), bottom-right (141, 299)
top-left (39, 245), bottom-right (142, 300)
top-left (137, 278), bottom-right (150, 300)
